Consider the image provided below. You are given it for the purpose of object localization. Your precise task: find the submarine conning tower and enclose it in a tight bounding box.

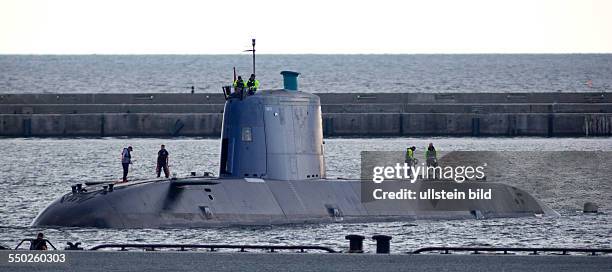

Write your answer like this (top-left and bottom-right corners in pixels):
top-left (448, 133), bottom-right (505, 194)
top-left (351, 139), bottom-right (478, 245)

top-left (219, 71), bottom-right (325, 180)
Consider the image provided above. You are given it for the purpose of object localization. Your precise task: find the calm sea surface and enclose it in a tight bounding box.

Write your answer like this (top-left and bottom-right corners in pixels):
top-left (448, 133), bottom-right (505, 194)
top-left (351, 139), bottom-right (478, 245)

top-left (1, 137), bottom-right (611, 252)
top-left (1, 54), bottom-right (611, 94)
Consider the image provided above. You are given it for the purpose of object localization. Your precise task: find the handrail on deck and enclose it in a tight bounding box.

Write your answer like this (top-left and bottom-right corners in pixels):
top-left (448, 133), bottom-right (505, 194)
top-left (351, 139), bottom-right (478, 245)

top-left (89, 243), bottom-right (337, 253)
top-left (14, 239), bottom-right (58, 250)
top-left (412, 246), bottom-right (612, 255)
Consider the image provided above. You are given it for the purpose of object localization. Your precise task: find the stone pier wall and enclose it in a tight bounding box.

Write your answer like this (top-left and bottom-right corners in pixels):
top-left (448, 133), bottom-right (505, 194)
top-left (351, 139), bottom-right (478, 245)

top-left (0, 92), bottom-right (610, 137)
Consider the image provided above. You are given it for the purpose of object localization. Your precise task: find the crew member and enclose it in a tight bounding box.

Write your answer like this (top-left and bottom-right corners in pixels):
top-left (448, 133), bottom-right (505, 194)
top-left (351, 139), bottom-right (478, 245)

top-left (233, 76), bottom-right (246, 97)
top-left (405, 146), bottom-right (416, 164)
top-left (156, 144), bottom-right (170, 178)
top-left (425, 143), bottom-right (438, 167)
top-left (30, 233), bottom-right (47, 250)
top-left (404, 146), bottom-right (417, 178)
top-left (121, 146), bottom-right (133, 183)
top-left (405, 146), bottom-right (415, 163)
top-left (246, 74), bottom-right (260, 95)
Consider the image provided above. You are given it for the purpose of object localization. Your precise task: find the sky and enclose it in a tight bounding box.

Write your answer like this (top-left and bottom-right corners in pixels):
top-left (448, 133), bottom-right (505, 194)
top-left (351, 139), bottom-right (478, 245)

top-left (0, 0), bottom-right (611, 54)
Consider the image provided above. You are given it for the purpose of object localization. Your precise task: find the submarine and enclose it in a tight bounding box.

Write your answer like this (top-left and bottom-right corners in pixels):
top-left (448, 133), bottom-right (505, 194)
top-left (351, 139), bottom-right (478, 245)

top-left (32, 71), bottom-right (556, 228)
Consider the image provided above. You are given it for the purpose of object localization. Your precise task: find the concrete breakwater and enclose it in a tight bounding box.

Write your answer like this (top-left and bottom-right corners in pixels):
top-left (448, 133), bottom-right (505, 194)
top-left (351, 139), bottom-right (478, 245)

top-left (0, 92), bottom-right (610, 137)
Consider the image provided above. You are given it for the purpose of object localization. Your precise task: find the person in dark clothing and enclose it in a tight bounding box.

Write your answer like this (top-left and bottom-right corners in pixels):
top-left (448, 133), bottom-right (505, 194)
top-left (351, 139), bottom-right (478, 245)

top-left (121, 146), bottom-right (133, 183)
top-left (30, 233), bottom-right (47, 250)
top-left (426, 143), bottom-right (438, 167)
top-left (156, 144), bottom-right (170, 178)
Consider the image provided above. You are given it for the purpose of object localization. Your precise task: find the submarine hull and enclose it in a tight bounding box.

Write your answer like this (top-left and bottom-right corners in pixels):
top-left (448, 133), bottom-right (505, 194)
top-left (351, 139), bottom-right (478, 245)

top-left (33, 76), bottom-right (557, 228)
top-left (32, 178), bottom-right (555, 228)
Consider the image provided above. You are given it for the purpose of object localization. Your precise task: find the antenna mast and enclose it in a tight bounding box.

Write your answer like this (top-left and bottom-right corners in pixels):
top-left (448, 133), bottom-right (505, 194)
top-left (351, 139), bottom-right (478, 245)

top-left (251, 38), bottom-right (256, 75)
top-left (244, 38), bottom-right (256, 75)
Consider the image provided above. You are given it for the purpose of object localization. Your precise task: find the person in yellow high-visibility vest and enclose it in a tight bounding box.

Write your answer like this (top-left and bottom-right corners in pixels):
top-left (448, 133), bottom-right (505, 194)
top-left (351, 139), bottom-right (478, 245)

top-left (232, 76), bottom-right (246, 97)
top-left (405, 146), bottom-right (417, 178)
top-left (246, 74), bottom-right (260, 95)
top-left (405, 146), bottom-right (416, 165)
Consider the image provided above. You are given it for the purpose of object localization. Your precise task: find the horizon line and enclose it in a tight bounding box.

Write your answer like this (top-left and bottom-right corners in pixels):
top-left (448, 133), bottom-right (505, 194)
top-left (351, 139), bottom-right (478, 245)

top-left (2, 52), bottom-right (612, 56)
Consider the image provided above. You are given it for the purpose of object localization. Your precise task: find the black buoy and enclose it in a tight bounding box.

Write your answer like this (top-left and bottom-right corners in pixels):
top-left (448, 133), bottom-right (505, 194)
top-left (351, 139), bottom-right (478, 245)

top-left (345, 234), bottom-right (365, 253)
top-left (372, 235), bottom-right (392, 254)
top-left (65, 242), bottom-right (83, 250)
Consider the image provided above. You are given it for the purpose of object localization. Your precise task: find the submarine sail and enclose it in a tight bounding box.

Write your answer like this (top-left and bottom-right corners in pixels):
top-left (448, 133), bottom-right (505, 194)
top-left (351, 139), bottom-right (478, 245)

top-left (218, 75), bottom-right (324, 181)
